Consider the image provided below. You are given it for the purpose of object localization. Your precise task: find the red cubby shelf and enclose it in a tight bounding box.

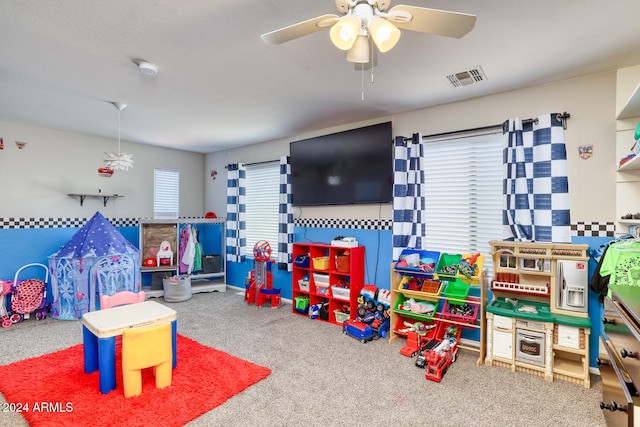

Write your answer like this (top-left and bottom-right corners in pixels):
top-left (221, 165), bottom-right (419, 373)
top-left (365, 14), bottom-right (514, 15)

top-left (291, 243), bottom-right (364, 326)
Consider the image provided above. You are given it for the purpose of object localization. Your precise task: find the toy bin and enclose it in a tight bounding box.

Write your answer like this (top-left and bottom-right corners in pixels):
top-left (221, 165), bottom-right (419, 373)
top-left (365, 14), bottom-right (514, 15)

top-left (441, 297), bottom-right (479, 324)
top-left (442, 279), bottom-right (471, 301)
top-left (294, 254), bottom-right (310, 268)
top-left (298, 279), bottom-right (310, 292)
top-left (458, 253), bottom-right (484, 280)
top-left (294, 296), bottom-right (310, 314)
top-left (313, 273), bottom-right (330, 295)
top-left (163, 275), bottom-right (192, 303)
top-left (331, 285), bottom-right (350, 301)
top-left (334, 309), bottom-right (350, 325)
top-left (312, 256), bottom-right (329, 270)
top-left (394, 295), bottom-right (437, 321)
top-left (395, 249), bottom-right (440, 273)
top-left (436, 253), bottom-right (462, 276)
top-left (335, 253), bottom-right (350, 273)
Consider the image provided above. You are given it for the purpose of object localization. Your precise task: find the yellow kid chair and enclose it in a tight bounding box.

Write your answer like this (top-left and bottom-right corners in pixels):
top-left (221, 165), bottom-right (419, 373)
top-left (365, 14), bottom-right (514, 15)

top-left (122, 322), bottom-right (173, 398)
top-left (100, 291), bottom-right (145, 309)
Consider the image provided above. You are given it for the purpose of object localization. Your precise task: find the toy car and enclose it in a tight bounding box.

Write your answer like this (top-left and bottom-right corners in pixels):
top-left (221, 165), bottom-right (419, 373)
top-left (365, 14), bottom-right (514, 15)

top-left (343, 319), bottom-right (373, 343)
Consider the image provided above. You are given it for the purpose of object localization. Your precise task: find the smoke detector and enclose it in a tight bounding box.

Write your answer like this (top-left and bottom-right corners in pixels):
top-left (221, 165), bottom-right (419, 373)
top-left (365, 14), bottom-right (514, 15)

top-left (136, 61), bottom-right (159, 76)
top-left (445, 66), bottom-right (486, 88)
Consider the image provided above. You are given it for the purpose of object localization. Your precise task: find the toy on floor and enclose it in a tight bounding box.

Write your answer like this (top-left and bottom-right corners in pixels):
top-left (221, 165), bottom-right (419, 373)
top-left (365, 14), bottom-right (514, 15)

top-left (423, 324), bottom-right (461, 383)
top-left (345, 284), bottom-right (390, 342)
top-left (2, 263), bottom-right (50, 327)
top-left (399, 321), bottom-right (437, 357)
top-left (245, 240), bottom-right (281, 308)
top-left (0, 279), bottom-right (13, 327)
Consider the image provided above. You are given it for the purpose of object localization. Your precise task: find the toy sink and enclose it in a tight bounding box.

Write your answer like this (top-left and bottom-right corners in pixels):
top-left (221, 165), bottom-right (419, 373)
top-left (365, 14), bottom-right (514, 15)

top-left (487, 298), bottom-right (553, 322)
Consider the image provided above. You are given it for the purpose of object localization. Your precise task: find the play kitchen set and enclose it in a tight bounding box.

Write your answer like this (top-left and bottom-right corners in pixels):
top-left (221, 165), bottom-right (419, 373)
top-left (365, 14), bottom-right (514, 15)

top-left (389, 249), bottom-right (486, 382)
top-left (485, 241), bottom-right (592, 388)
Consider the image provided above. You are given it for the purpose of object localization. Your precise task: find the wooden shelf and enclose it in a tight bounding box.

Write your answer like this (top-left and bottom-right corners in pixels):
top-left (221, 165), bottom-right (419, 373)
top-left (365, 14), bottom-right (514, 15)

top-left (389, 255), bottom-right (487, 365)
top-left (68, 193), bottom-right (123, 207)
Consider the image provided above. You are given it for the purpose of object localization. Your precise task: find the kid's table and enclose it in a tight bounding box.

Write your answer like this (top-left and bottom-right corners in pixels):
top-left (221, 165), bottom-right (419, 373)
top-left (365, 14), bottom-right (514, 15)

top-left (81, 300), bottom-right (177, 394)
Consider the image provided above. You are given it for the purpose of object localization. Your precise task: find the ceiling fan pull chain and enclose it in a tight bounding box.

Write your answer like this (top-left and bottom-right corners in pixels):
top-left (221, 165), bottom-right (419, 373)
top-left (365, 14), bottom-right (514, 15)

top-left (361, 60), bottom-right (365, 101)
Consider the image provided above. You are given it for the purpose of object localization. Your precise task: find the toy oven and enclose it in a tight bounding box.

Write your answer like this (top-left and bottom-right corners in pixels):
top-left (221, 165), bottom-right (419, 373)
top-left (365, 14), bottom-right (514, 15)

top-left (520, 257), bottom-right (550, 273)
top-left (515, 329), bottom-right (545, 367)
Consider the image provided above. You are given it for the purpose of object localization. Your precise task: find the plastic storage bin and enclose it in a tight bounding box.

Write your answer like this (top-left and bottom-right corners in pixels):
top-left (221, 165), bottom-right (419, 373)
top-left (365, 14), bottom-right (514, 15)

top-left (395, 249), bottom-right (440, 273)
top-left (312, 256), bottom-right (330, 270)
top-left (294, 254), bottom-right (310, 268)
top-left (442, 279), bottom-right (470, 301)
top-left (441, 298), bottom-right (479, 324)
top-left (436, 253), bottom-right (462, 276)
top-left (294, 296), bottom-right (310, 314)
top-left (394, 295), bottom-right (437, 321)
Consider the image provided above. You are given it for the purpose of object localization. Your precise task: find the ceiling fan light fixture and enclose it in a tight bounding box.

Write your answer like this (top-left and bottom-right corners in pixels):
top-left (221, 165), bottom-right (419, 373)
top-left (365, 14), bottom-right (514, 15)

top-left (346, 34), bottom-right (370, 63)
top-left (368, 16), bottom-right (400, 52)
top-left (330, 14), bottom-right (361, 50)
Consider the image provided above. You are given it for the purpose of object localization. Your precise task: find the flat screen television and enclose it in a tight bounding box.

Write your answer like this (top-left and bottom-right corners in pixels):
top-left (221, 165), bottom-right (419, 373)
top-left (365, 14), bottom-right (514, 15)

top-left (290, 121), bottom-right (393, 206)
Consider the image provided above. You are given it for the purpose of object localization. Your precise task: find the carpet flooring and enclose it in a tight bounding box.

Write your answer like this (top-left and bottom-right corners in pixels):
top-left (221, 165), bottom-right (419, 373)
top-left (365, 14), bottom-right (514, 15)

top-left (0, 288), bottom-right (607, 426)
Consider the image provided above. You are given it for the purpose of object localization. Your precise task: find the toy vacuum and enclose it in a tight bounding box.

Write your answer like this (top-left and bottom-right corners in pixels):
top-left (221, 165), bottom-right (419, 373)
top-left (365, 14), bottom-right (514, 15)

top-left (245, 240), bottom-right (281, 308)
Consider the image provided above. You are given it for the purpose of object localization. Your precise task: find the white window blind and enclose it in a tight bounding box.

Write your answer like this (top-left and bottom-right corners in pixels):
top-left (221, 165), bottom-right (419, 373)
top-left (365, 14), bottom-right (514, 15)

top-left (154, 168), bottom-right (180, 219)
top-left (423, 131), bottom-right (503, 275)
top-left (245, 162), bottom-right (280, 258)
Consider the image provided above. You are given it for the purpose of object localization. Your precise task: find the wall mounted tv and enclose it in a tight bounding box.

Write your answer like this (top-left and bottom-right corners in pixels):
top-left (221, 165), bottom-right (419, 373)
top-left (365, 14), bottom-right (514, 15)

top-left (290, 121), bottom-right (393, 206)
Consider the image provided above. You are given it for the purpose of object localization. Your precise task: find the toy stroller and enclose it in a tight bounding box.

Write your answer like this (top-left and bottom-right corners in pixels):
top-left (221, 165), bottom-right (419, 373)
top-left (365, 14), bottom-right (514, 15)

top-left (2, 263), bottom-right (49, 327)
top-left (0, 279), bottom-right (13, 327)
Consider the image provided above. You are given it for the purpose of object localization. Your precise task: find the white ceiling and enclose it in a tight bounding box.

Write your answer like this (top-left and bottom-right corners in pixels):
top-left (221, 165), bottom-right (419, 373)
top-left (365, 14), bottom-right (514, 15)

top-left (2, 1), bottom-right (640, 153)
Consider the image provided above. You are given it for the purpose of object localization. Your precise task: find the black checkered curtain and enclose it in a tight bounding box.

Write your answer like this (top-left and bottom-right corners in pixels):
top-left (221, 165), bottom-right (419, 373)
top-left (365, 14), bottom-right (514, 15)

top-left (392, 133), bottom-right (426, 260)
top-left (226, 163), bottom-right (246, 263)
top-left (503, 113), bottom-right (571, 242)
top-left (277, 156), bottom-right (293, 271)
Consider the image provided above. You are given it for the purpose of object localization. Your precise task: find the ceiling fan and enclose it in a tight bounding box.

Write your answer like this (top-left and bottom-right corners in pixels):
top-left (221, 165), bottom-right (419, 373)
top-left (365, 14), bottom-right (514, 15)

top-left (260, 0), bottom-right (477, 66)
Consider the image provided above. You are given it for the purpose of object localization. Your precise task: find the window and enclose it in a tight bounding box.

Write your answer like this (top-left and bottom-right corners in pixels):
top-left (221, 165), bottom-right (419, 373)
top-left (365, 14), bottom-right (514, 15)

top-left (422, 131), bottom-right (503, 274)
top-left (154, 168), bottom-right (180, 219)
top-left (244, 162), bottom-right (280, 258)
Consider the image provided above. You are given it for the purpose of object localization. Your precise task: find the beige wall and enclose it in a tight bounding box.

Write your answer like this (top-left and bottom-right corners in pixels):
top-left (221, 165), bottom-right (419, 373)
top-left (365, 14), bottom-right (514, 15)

top-left (206, 71), bottom-right (617, 225)
top-left (0, 70), bottom-right (618, 223)
top-left (0, 119), bottom-right (205, 218)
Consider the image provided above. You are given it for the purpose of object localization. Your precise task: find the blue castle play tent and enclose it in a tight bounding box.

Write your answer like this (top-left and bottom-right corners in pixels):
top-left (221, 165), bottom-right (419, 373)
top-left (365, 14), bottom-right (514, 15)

top-left (48, 211), bottom-right (140, 320)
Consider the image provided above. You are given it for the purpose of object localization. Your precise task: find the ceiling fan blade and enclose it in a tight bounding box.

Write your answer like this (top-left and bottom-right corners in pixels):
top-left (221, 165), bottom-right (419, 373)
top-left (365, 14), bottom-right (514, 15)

top-left (388, 5), bottom-right (477, 39)
top-left (261, 14), bottom-right (340, 45)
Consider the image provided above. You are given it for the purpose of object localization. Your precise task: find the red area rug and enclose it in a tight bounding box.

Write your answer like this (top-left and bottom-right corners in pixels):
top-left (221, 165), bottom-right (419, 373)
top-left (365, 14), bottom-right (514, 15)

top-left (0, 334), bottom-right (271, 426)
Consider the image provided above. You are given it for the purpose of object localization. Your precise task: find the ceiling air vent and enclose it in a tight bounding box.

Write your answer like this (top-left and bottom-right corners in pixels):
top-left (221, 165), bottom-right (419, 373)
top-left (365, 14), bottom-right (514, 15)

top-left (445, 66), bottom-right (487, 88)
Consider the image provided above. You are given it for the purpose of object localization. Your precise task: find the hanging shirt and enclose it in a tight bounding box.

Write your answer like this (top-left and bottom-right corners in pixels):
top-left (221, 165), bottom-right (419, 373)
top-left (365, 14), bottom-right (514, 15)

top-left (599, 240), bottom-right (640, 287)
top-left (193, 229), bottom-right (203, 273)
